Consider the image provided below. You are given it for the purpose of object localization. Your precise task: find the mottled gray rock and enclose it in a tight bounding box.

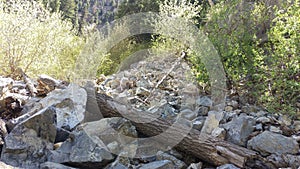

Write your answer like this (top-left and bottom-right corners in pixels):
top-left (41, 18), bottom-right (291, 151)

top-left (197, 106), bottom-right (209, 116)
top-left (223, 115), bottom-right (255, 146)
top-left (247, 131), bottom-right (299, 156)
top-left (179, 109), bottom-right (197, 121)
top-left (40, 84), bottom-right (87, 130)
top-left (225, 106), bottom-right (233, 112)
top-left (81, 117), bottom-right (138, 157)
top-left (267, 154), bottom-right (300, 168)
top-left (269, 126), bottom-right (282, 134)
top-left (241, 105), bottom-right (260, 114)
top-left (0, 161), bottom-right (20, 169)
top-left (48, 130), bottom-right (114, 168)
top-left (227, 100), bottom-right (239, 109)
top-left (196, 96), bottom-right (212, 108)
top-left (279, 115), bottom-right (292, 126)
top-left (156, 151), bottom-right (186, 169)
top-left (212, 127), bottom-right (226, 139)
top-left (283, 154), bottom-right (300, 169)
top-left (1, 107), bottom-right (57, 168)
top-left (255, 123), bottom-right (263, 131)
top-left (256, 117), bottom-right (271, 124)
top-left (192, 117), bottom-right (206, 131)
top-left (187, 162), bottom-right (203, 169)
top-left (293, 121), bottom-right (300, 131)
top-left (216, 164), bottom-right (240, 169)
top-left (256, 111), bottom-right (268, 117)
top-left (139, 160), bottom-right (174, 169)
top-left (105, 162), bottom-right (128, 169)
top-left (201, 111), bottom-right (224, 135)
top-left (40, 162), bottom-right (78, 169)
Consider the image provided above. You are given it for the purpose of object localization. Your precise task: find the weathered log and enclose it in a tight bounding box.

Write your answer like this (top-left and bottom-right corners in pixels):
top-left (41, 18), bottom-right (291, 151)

top-left (95, 93), bottom-right (274, 168)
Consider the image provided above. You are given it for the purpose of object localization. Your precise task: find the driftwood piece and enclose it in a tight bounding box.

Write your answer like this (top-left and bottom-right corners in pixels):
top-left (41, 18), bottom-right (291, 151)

top-left (15, 68), bottom-right (37, 97)
top-left (96, 93), bottom-right (274, 168)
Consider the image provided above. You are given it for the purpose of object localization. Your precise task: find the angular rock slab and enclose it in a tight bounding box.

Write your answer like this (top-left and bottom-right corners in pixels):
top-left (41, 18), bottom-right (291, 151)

top-left (247, 131), bottom-right (299, 156)
top-left (139, 160), bottom-right (174, 169)
top-left (48, 130), bottom-right (114, 168)
top-left (81, 117), bottom-right (138, 157)
top-left (201, 111), bottom-right (224, 135)
top-left (40, 162), bottom-right (78, 169)
top-left (40, 83), bottom-right (87, 130)
top-left (1, 107), bottom-right (57, 168)
top-left (223, 115), bottom-right (255, 146)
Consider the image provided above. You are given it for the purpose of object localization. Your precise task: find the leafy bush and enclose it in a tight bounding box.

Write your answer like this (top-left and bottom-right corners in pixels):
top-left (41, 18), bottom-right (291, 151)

top-left (204, 0), bottom-right (299, 115)
top-left (0, 0), bottom-right (83, 79)
top-left (252, 0), bottom-right (300, 115)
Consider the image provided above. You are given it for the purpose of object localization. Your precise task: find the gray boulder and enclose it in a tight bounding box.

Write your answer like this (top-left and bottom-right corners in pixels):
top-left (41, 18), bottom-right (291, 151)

top-left (40, 162), bottom-right (78, 169)
top-left (156, 151), bottom-right (186, 169)
top-left (247, 131), bottom-right (299, 156)
top-left (223, 115), bottom-right (255, 146)
top-left (8, 84), bottom-right (87, 131)
top-left (48, 130), bottom-right (114, 168)
top-left (1, 107), bottom-right (57, 168)
top-left (139, 160), bottom-right (174, 169)
top-left (0, 161), bottom-right (21, 169)
top-left (81, 117), bottom-right (138, 157)
top-left (217, 164), bottom-right (240, 169)
top-left (40, 84), bottom-right (87, 130)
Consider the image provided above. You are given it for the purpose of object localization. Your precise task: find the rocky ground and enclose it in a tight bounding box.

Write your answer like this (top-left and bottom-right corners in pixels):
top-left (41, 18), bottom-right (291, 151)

top-left (0, 54), bottom-right (300, 169)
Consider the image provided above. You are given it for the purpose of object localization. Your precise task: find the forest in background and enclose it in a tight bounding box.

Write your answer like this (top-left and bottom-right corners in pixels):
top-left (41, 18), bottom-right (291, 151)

top-left (0, 0), bottom-right (299, 116)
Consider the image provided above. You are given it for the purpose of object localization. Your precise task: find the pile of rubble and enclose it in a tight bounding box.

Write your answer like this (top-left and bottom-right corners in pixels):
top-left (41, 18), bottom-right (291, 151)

top-left (0, 54), bottom-right (299, 169)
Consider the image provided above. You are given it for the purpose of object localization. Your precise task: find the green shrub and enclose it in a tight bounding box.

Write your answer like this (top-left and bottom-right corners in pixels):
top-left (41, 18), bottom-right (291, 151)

top-left (253, 0), bottom-right (300, 115)
top-left (204, 0), bottom-right (299, 115)
top-left (0, 0), bottom-right (83, 79)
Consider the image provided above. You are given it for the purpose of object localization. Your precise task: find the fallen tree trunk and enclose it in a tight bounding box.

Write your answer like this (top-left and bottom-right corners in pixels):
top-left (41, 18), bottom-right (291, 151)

top-left (96, 93), bottom-right (274, 168)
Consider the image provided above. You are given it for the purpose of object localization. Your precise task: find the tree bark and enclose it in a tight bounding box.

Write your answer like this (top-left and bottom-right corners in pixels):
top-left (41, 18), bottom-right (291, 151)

top-left (96, 93), bottom-right (274, 168)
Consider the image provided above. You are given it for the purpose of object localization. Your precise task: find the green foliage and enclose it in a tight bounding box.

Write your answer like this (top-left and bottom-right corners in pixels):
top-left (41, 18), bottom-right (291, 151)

top-left (252, 0), bottom-right (300, 115)
top-left (204, 0), bottom-right (299, 115)
top-left (0, 0), bottom-right (84, 79)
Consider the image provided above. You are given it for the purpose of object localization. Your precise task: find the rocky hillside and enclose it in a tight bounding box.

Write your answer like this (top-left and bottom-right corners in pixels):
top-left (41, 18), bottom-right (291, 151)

top-left (0, 54), bottom-right (300, 168)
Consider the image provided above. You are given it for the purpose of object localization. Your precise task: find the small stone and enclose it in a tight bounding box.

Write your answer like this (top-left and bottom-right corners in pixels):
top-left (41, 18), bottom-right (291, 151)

top-left (156, 151), bottom-right (186, 169)
top-left (241, 105), bottom-right (260, 114)
top-left (139, 160), bottom-right (174, 169)
top-left (216, 164), bottom-right (240, 169)
top-left (233, 109), bottom-right (242, 115)
top-left (0, 161), bottom-right (20, 169)
top-left (227, 100), bottom-right (239, 109)
top-left (192, 117), bottom-right (206, 131)
top-left (40, 162), bottom-right (77, 169)
top-left (256, 111), bottom-right (267, 117)
top-left (180, 109), bottom-right (197, 121)
top-left (211, 127), bottom-right (226, 139)
top-left (187, 162), bottom-right (203, 169)
top-left (225, 106), bottom-right (233, 112)
top-left (293, 121), bottom-right (300, 131)
top-left (269, 126), bottom-right (282, 134)
top-left (197, 106), bottom-right (209, 116)
top-left (196, 96), bottom-right (212, 108)
top-left (255, 123), bottom-right (263, 131)
top-left (256, 117), bottom-right (271, 124)
top-left (279, 115), bottom-right (292, 126)
top-left (201, 111), bottom-right (224, 135)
